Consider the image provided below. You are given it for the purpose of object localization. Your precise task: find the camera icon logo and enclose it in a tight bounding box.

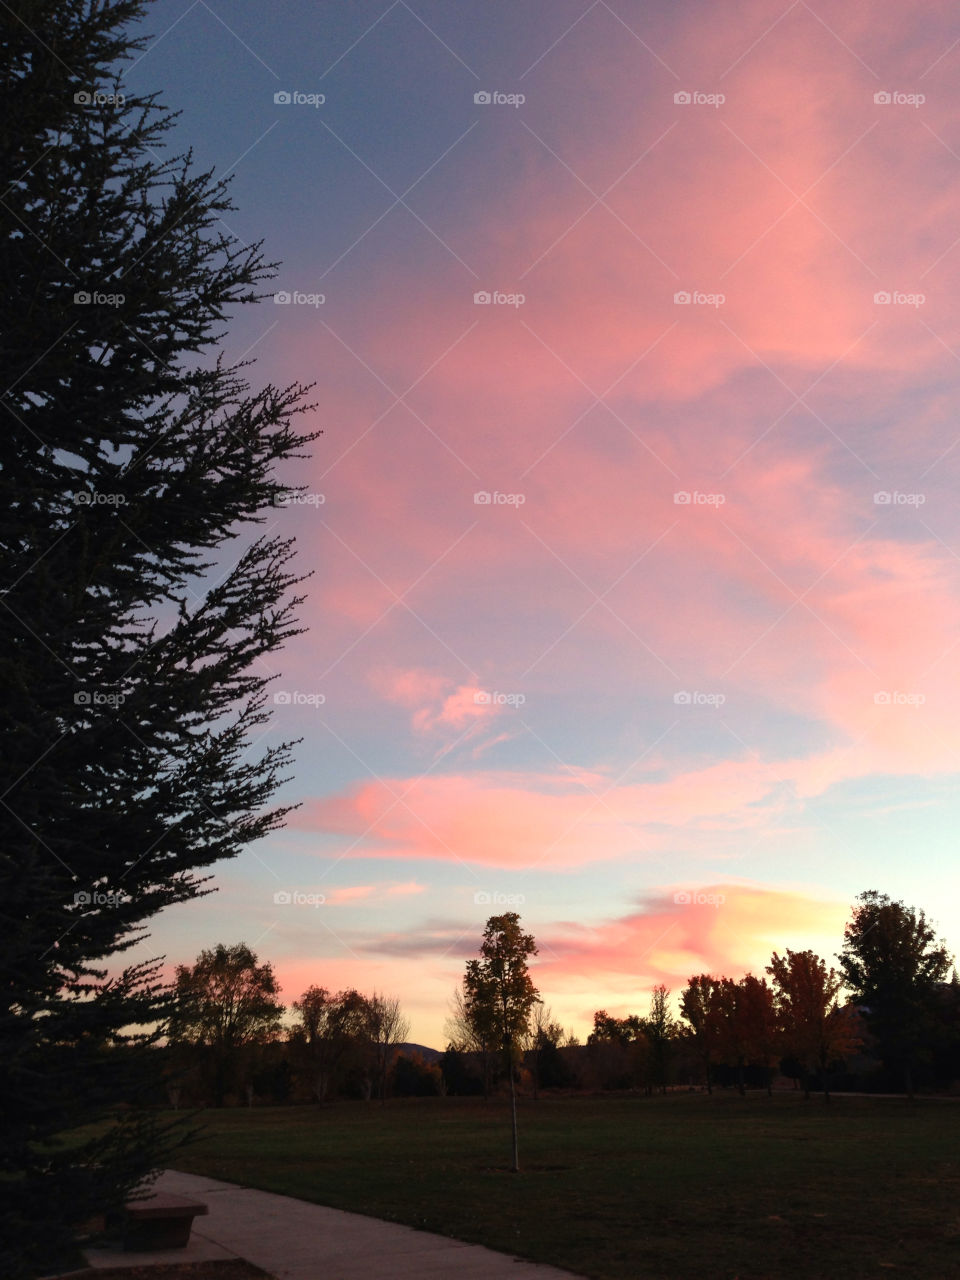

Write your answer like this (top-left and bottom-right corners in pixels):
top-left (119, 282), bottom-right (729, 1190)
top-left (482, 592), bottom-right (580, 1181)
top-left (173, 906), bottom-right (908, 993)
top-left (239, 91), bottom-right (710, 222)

top-left (474, 890), bottom-right (492, 904)
top-left (873, 491), bottom-right (891, 504)
top-left (473, 290), bottom-right (492, 304)
top-left (674, 691), bottom-right (692, 705)
top-left (474, 491), bottom-right (492, 504)
top-left (74, 91), bottom-right (92, 105)
top-left (273, 690), bottom-right (292, 704)
top-left (674, 91), bottom-right (692, 105)
top-left (673, 291), bottom-right (691, 304)
top-left (874, 691), bottom-right (891, 705)
top-left (473, 690), bottom-right (492, 704)
top-left (673, 890), bottom-right (692, 904)
top-left (874, 291), bottom-right (891, 304)
top-left (673, 491), bottom-right (691, 504)
top-left (74, 890), bottom-right (92, 904)
top-left (274, 291), bottom-right (291, 304)
top-left (874, 91), bottom-right (892, 105)
top-left (74, 291), bottom-right (91, 304)
top-left (74, 691), bottom-right (91, 705)
top-left (474, 91), bottom-right (492, 105)
top-left (274, 91), bottom-right (292, 104)
top-left (273, 890), bottom-right (292, 904)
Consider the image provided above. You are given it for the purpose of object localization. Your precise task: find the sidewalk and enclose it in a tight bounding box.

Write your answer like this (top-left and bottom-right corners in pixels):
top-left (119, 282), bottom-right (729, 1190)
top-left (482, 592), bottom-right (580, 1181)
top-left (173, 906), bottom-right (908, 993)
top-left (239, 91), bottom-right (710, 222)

top-left (84, 1169), bottom-right (586, 1279)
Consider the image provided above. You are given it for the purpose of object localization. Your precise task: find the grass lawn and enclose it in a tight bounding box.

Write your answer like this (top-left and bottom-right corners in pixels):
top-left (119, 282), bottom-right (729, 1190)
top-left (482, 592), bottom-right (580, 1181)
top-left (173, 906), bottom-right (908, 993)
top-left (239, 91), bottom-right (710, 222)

top-left (167, 1091), bottom-right (960, 1279)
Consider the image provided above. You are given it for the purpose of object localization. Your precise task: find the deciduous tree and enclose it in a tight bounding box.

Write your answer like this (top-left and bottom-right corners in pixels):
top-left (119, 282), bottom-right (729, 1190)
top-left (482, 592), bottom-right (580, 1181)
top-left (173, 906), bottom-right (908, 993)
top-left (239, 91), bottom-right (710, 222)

top-left (680, 975), bottom-right (721, 1092)
top-left (464, 913), bottom-right (539, 1170)
top-left (290, 987), bottom-right (370, 1103)
top-left (168, 944), bottom-right (284, 1106)
top-left (767, 949), bottom-right (860, 1102)
top-left (646, 984), bottom-right (676, 1094)
top-left (839, 891), bottom-right (951, 1100)
top-left (367, 992), bottom-right (410, 1102)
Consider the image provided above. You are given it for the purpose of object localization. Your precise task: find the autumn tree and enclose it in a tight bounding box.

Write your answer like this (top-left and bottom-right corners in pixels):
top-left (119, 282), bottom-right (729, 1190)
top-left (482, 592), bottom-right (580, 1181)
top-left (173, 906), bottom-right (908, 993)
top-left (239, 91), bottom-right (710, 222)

top-left (712, 978), bottom-right (753, 1095)
top-left (464, 913), bottom-right (540, 1171)
top-left (167, 944), bottom-right (284, 1106)
top-left (839, 891), bottom-right (952, 1099)
top-left (588, 1010), bottom-right (644, 1045)
top-left (680, 975), bottom-right (721, 1092)
top-left (290, 987), bottom-right (370, 1102)
top-left (767, 949), bottom-right (861, 1102)
top-left (737, 974), bottom-right (780, 1096)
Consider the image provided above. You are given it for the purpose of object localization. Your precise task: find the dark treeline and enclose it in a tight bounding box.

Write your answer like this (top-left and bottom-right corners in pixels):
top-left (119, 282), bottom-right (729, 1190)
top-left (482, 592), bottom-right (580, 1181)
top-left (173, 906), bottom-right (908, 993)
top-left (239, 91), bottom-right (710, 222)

top-left (160, 890), bottom-right (960, 1108)
top-left (156, 942), bottom-right (440, 1108)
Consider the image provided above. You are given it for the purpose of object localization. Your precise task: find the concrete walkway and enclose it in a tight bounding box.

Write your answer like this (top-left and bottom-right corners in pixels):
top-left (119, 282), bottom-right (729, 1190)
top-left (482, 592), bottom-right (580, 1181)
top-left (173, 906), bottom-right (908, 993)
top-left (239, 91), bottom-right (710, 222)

top-left (84, 1169), bottom-right (585, 1279)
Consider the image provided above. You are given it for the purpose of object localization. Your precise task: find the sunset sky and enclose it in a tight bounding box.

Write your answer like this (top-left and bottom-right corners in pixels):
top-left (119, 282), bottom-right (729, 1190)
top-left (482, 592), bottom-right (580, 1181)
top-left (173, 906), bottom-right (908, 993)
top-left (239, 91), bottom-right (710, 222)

top-left (124, 0), bottom-right (960, 1046)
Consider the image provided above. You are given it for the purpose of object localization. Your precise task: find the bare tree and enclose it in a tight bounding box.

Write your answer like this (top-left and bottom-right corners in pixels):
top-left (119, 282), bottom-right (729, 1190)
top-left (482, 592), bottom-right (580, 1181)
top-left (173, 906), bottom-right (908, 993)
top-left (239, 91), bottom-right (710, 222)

top-left (526, 1003), bottom-right (565, 1099)
top-left (445, 982), bottom-right (496, 1097)
top-left (367, 992), bottom-right (410, 1102)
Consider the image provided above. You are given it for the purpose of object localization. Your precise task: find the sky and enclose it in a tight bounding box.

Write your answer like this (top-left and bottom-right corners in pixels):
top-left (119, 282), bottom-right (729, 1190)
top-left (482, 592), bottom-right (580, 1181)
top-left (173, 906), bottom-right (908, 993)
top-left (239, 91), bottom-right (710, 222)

top-left (120, 0), bottom-right (960, 1047)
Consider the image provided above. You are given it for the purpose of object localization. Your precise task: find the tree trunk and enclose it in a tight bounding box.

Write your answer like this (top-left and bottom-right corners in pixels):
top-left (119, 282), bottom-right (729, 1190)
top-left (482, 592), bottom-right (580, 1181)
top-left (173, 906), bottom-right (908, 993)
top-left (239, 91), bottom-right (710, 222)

top-left (510, 1062), bottom-right (520, 1172)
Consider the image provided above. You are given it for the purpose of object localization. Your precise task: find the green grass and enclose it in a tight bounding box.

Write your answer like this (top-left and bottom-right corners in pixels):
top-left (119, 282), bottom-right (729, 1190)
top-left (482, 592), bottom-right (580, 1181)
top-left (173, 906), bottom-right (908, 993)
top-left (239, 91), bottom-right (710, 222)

top-left (168, 1092), bottom-right (960, 1279)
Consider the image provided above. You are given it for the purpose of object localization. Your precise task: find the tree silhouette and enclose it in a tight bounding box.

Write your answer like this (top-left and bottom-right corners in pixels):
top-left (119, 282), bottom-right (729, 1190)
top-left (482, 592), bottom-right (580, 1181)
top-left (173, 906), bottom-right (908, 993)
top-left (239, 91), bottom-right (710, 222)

top-left (0, 0), bottom-right (315, 1269)
top-left (168, 943), bottom-right (284, 1106)
top-left (464, 913), bottom-right (539, 1170)
top-left (839, 891), bottom-right (952, 1099)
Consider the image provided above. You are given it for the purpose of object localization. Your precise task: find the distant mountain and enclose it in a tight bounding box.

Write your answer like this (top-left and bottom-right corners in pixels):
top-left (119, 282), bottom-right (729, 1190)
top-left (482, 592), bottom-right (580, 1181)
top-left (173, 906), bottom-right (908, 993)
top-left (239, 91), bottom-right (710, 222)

top-left (395, 1042), bottom-right (442, 1063)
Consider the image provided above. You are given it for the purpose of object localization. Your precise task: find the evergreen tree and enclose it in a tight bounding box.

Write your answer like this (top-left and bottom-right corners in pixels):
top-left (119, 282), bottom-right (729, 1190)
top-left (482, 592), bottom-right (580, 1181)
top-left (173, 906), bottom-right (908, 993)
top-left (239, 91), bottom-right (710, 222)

top-left (0, 1), bottom-right (316, 1271)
